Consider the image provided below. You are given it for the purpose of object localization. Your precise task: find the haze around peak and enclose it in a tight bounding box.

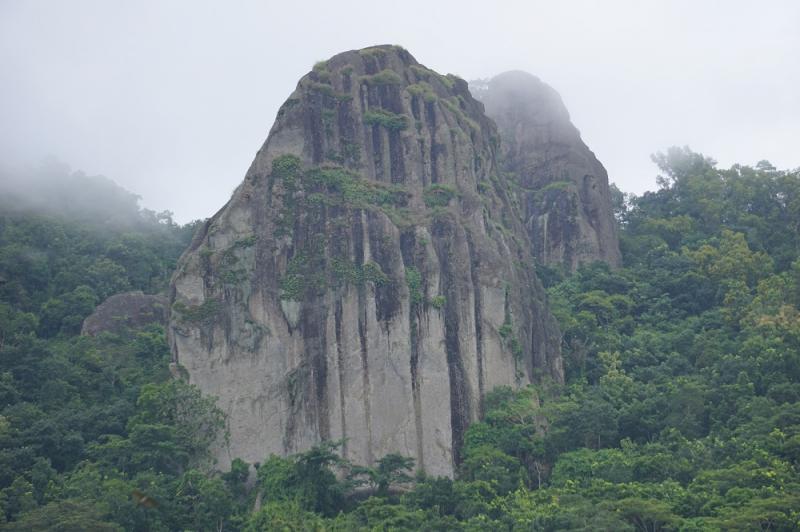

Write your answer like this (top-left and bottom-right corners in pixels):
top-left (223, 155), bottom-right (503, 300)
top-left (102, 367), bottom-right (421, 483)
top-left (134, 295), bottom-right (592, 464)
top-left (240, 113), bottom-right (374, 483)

top-left (1, 0), bottom-right (798, 222)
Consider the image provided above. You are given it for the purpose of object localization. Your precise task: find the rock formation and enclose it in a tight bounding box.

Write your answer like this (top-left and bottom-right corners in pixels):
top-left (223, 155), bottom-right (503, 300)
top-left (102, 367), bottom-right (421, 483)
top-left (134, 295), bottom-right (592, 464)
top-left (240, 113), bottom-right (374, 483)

top-left (82, 291), bottom-right (167, 336)
top-left (169, 46), bottom-right (574, 477)
top-left (472, 71), bottom-right (621, 270)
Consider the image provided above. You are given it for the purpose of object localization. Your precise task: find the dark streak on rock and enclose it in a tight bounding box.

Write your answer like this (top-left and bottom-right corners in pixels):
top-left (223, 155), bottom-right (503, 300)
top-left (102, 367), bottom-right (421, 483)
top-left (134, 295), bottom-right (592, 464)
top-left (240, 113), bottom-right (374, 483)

top-left (334, 298), bottom-right (348, 458)
top-left (431, 218), bottom-right (470, 468)
top-left (465, 231), bottom-right (485, 414)
top-left (353, 211), bottom-right (374, 463)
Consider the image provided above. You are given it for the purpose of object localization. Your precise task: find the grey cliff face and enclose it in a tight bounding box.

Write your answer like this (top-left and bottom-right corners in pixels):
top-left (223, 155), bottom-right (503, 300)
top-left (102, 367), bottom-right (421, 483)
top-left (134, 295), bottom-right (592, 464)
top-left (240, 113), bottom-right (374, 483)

top-left (168, 46), bottom-right (564, 477)
top-left (472, 71), bottom-right (622, 270)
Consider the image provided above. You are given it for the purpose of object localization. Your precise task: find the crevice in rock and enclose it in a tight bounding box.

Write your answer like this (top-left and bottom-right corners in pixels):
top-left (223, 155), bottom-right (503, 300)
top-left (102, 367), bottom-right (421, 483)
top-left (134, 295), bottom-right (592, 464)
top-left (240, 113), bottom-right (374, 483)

top-left (354, 211), bottom-right (374, 463)
top-left (465, 231), bottom-right (485, 415)
top-left (334, 298), bottom-right (348, 458)
top-left (302, 301), bottom-right (330, 441)
top-left (432, 219), bottom-right (469, 468)
top-left (426, 101), bottom-right (438, 183)
top-left (399, 230), bottom-right (424, 471)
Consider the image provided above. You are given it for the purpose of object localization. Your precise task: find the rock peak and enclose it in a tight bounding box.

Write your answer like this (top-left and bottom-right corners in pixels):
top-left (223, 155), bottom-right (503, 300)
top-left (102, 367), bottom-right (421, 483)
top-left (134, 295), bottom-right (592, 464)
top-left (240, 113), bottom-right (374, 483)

top-left (168, 45), bottom-right (619, 478)
top-left (473, 71), bottom-right (622, 270)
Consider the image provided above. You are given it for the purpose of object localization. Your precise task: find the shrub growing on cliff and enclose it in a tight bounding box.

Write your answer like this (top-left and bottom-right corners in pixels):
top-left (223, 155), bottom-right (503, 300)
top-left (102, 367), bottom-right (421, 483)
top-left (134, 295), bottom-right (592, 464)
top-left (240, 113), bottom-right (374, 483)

top-left (363, 109), bottom-right (408, 131)
top-left (405, 267), bottom-right (423, 306)
top-left (359, 69), bottom-right (403, 86)
top-left (271, 154), bottom-right (302, 186)
top-left (423, 184), bottom-right (458, 208)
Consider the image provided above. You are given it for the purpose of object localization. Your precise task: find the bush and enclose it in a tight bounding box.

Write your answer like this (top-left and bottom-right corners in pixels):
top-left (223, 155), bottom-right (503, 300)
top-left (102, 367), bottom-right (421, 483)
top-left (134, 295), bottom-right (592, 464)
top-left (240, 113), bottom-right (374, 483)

top-left (360, 69), bottom-right (403, 86)
top-left (423, 184), bottom-right (458, 208)
top-left (364, 109), bottom-right (408, 131)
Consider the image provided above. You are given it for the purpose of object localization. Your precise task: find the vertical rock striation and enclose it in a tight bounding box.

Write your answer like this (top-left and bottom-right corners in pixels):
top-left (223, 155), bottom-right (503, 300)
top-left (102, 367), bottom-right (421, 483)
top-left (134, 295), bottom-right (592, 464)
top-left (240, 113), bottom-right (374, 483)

top-left (169, 46), bottom-right (563, 477)
top-left (472, 71), bottom-right (621, 270)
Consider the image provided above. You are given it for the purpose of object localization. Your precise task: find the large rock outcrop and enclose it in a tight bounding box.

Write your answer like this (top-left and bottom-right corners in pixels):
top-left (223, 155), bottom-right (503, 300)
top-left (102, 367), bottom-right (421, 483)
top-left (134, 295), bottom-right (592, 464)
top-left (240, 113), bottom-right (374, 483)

top-left (472, 71), bottom-right (621, 270)
top-left (169, 46), bottom-right (565, 477)
top-left (82, 291), bottom-right (167, 336)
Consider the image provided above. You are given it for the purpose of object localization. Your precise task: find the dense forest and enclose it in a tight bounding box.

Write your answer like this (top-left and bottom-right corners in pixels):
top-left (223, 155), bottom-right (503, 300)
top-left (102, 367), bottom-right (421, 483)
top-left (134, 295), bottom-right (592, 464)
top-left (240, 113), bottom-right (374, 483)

top-left (1, 148), bottom-right (799, 530)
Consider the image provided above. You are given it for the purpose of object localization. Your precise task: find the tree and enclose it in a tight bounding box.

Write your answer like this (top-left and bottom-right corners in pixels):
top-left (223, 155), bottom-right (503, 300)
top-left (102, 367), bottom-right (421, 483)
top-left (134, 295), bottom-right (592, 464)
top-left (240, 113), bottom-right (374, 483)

top-left (92, 380), bottom-right (225, 475)
top-left (257, 441), bottom-right (347, 516)
top-left (350, 453), bottom-right (415, 497)
top-left (245, 500), bottom-right (324, 531)
top-left (602, 497), bottom-right (682, 532)
top-left (3, 499), bottom-right (122, 531)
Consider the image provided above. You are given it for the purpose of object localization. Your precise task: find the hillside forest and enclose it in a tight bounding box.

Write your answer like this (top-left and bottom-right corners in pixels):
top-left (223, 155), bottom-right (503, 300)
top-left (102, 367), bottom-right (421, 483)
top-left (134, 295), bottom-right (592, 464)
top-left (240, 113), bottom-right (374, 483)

top-left (0, 147), bottom-right (799, 530)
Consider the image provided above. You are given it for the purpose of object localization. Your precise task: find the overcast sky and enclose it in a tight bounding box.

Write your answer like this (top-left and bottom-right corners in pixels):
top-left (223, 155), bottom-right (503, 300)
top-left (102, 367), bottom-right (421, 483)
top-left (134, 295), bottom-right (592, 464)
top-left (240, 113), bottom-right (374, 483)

top-left (1, 1), bottom-right (798, 222)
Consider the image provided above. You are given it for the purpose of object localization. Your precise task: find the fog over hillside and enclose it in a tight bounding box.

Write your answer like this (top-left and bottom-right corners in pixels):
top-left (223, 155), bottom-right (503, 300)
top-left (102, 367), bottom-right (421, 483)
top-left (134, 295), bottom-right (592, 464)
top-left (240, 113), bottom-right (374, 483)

top-left (1, 0), bottom-right (798, 222)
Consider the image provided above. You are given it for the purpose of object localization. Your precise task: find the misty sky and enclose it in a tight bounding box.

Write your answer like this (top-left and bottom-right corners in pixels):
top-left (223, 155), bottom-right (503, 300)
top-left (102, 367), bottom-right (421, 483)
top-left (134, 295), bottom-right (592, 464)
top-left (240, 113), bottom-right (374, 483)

top-left (1, 1), bottom-right (798, 223)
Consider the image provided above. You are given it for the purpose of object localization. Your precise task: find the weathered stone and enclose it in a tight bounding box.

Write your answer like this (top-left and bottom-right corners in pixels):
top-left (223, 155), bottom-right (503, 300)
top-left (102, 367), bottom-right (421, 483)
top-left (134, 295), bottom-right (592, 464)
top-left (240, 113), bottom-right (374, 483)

top-left (472, 71), bottom-right (621, 270)
top-left (81, 291), bottom-right (167, 336)
top-left (169, 46), bottom-right (565, 477)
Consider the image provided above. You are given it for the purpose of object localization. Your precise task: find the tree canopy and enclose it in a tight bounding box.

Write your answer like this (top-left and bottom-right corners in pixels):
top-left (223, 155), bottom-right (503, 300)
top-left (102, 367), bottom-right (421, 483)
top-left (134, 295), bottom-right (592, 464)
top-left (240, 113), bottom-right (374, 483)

top-left (1, 151), bottom-right (799, 530)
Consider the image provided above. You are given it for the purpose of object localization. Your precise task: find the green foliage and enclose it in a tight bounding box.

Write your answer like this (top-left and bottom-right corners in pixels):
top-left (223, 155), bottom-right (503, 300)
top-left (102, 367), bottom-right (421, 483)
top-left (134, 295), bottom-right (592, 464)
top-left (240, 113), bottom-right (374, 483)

top-left (279, 250), bottom-right (327, 300)
top-left (256, 441), bottom-right (347, 516)
top-left (460, 445), bottom-right (526, 495)
top-left (2, 498), bottom-right (122, 531)
top-left (362, 261), bottom-right (390, 286)
top-left (363, 109), bottom-right (408, 131)
top-left (405, 267), bottom-right (423, 306)
top-left (359, 69), bottom-right (403, 86)
top-left (333, 496), bottom-right (434, 530)
top-left (429, 295), bottom-right (446, 309)
top-left (245, 500), bottom-right (324, 531)
top-left (423, 183), bottom-right (458, 208)
top-left (350, 453), bottom-right (415, 497)
top-left (307, 81), bottom-right (350, 101)
top-left (0, 167), bottom-right (240, 530)
top-left (91, 379), bottom-right (225, 476)
top-left (358, 46), bottom-right (389, 58)
top-left (271, 153), bottom-right (302, 186)
top-left (272, 158), bottom-right (411, 240)
top-left (3, 149), bottom-right (800, 529)
top-left (39, 285), bottom-right (97, 336)
top-left (304, 166), bottom-right (408, 208)
top-left (498, 298), bottom-right (524, 362)
top-left (409, 65), bottom-right (458, 91)
top-left (132, 380), bottom-right (225, 467)
top-left (171, 298), bottom-right (221, 325)
top-left (406, 82), bottom-right (438, 103)
top-left (0, 195), bottom-right (193, 336)
top-left (281, 252), bottom-right (390, 301)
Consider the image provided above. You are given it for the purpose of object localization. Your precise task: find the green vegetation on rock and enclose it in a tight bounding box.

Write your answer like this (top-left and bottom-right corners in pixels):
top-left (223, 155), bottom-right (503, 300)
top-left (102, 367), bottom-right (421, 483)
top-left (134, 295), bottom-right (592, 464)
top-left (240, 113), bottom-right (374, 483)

top-left (406, 82), bottom-right (438, 103)
top-left (271, 154), bottom-right (302, 185)
top-left (359, 69), bottom-right (403, 86)
top-left (281, 253), bottom-right (391, 301)
top-left (405, 267), bottom-right (423, 306)
top-left (423, 183), bottom-right (458, 208)
top-left (173, 298), bottom-right (221, 324)
top-left (363, 109), bottom-right (408, 131)
top-left (3, 146), bottom-right (800, 530)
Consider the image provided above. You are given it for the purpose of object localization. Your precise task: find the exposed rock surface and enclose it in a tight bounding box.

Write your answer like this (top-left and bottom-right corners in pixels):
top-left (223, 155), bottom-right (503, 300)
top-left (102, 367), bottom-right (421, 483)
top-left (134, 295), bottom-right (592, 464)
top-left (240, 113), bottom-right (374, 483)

top-left (169, 46), bottom-right (566, 477)
top-left (82, 291), bottom-right (167, 336)
top-left (472, 71), bottom-right (621, 270)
